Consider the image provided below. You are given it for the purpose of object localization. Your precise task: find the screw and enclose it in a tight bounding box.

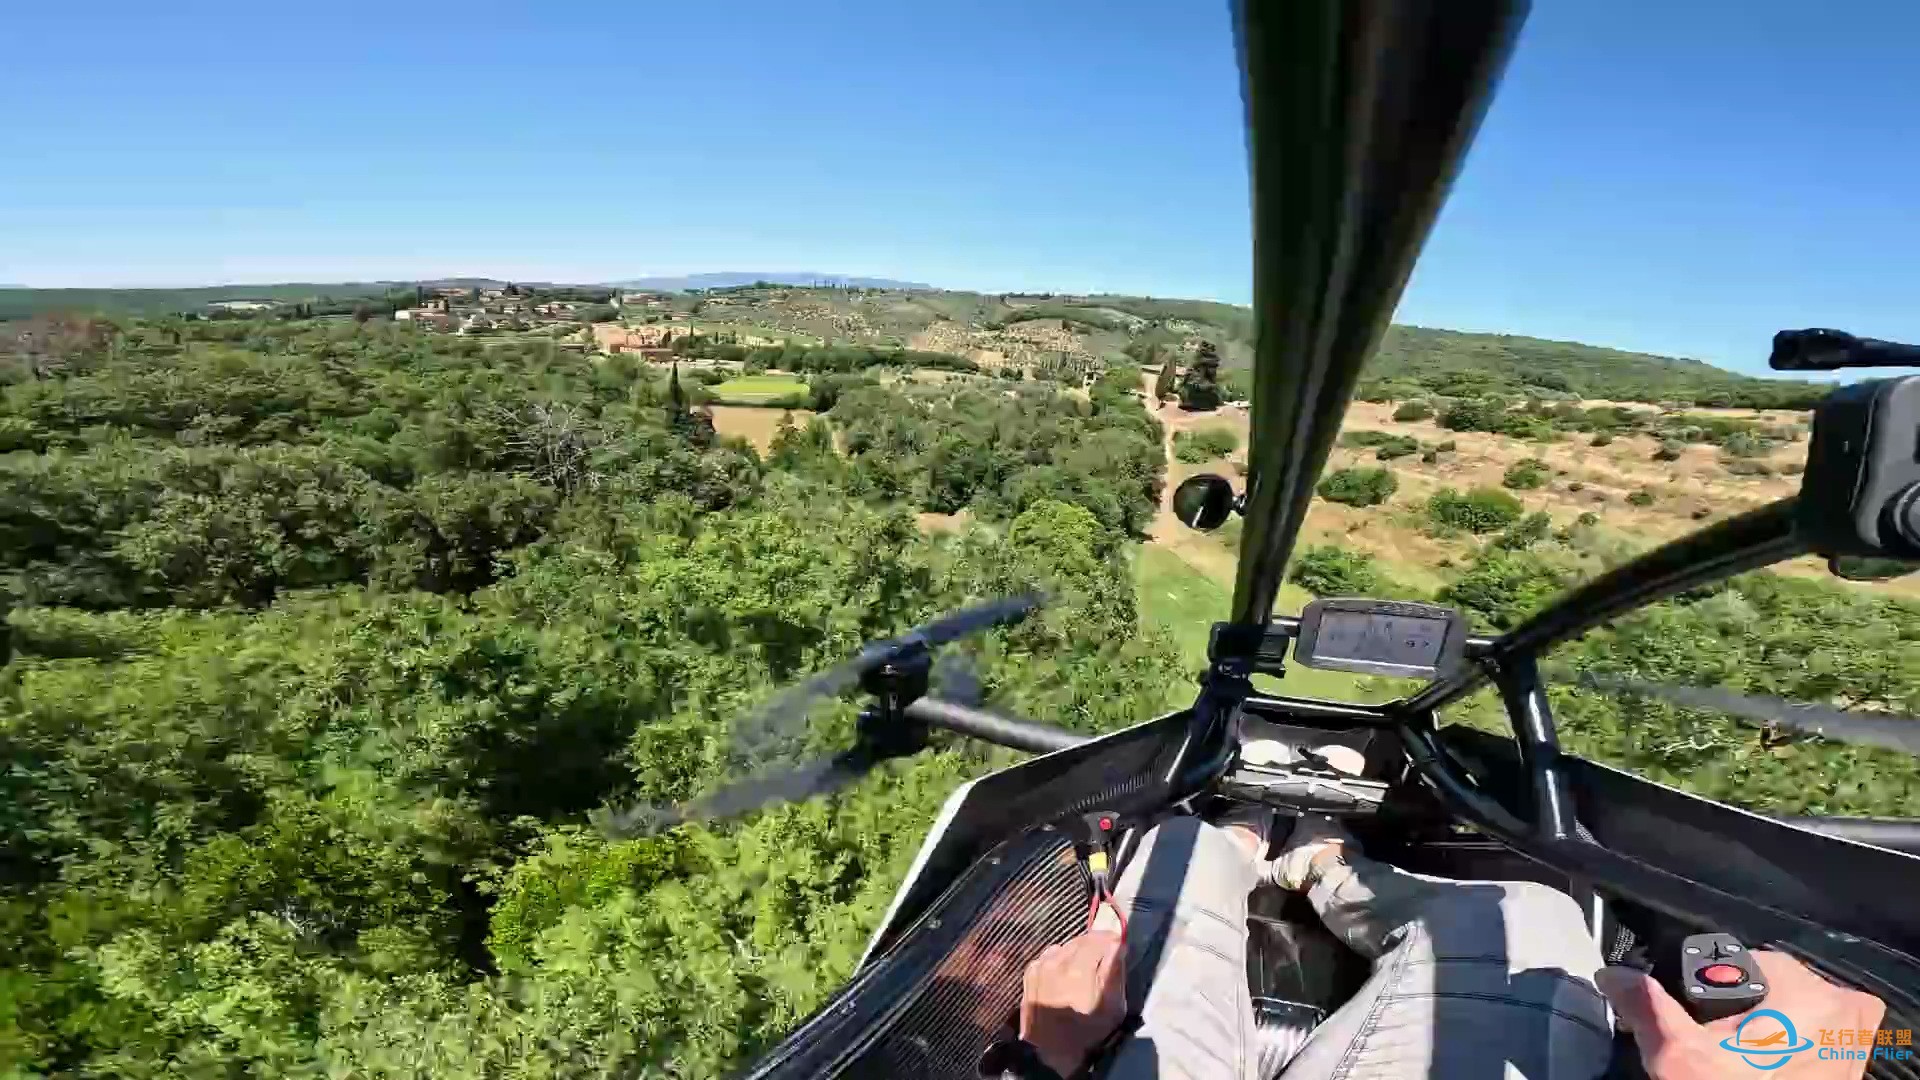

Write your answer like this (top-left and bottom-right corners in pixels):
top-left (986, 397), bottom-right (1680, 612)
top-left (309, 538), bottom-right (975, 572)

top-left (1688, 986), bottom-right (1705, 995)
top-left (1686, 946), bottom-right (1702, 955)
top-left (1750, 983), bottom-right (1766, 992)
top-left (1726, 944), bottom-right (1743, 953)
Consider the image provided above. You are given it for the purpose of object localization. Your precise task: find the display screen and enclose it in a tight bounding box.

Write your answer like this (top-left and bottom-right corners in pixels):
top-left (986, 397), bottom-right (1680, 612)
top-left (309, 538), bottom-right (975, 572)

top-left (1310, 610), bottom-right (1449, 669)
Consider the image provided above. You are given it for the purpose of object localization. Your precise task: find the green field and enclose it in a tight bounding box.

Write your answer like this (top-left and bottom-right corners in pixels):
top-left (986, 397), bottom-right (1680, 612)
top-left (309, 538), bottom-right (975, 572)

top-left (712, 374), bottom-right (809, 402)
top-left (1134, 544), bottom-right (1403, 703)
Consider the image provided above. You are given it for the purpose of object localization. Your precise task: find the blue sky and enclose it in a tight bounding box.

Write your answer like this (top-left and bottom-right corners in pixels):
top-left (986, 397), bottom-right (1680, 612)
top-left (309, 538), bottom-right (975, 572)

top-left (2, 1), bottom-right (1914, 374)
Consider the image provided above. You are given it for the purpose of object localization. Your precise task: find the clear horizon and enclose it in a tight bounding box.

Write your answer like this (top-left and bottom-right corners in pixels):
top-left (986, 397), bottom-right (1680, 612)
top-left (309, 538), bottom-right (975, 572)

top-left (5, 0), bottom-right (1918, 375)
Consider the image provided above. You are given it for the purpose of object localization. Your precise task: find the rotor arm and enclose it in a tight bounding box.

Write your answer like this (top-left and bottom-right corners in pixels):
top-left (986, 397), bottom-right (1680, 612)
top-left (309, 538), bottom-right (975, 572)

top-left (902, 697), bottom-right (1088, 755)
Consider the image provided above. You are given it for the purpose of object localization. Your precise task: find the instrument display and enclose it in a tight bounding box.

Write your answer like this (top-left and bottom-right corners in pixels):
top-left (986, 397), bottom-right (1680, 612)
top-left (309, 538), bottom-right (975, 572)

top-left (1293, 598), bottom-right (1467, 678)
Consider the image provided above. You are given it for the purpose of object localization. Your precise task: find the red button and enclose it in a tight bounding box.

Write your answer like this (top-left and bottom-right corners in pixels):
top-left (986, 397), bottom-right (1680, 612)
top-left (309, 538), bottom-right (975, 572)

top-left (1700, 964), bottom-right (1747, 987)
top-left (1099, 817), bottom-right (1113, 831)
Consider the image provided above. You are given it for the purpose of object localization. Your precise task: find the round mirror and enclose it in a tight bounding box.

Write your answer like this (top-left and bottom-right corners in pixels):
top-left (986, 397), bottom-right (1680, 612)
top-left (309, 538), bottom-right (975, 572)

top-left (1172, 473), bottom-right (1238, 531)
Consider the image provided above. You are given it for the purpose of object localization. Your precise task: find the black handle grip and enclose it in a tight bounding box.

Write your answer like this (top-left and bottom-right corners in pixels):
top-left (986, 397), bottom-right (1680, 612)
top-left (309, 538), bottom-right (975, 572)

top-left (1771, 328), bottom-right (1920, 372)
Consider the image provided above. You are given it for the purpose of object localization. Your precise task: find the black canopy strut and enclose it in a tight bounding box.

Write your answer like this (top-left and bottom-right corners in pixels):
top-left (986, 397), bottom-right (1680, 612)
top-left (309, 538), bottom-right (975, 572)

top-left (1229, 0), bottom-right (1527, 628)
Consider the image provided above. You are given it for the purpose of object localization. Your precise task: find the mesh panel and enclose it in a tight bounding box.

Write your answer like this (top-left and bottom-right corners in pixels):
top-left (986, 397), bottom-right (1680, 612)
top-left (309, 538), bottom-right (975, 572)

top-left (835, 830), bottom-right (1092, 1079)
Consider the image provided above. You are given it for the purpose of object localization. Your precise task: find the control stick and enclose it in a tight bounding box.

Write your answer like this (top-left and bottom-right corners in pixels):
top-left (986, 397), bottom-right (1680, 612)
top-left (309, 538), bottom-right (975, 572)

top-left (1666, 932), bottom-right (1769, 1023)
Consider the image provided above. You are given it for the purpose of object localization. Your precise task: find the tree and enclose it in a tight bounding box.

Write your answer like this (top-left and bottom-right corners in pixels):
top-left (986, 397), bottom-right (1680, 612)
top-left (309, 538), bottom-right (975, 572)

top-left (1427, 487), bottom-right (1523, 532)
top-left (1290, 544), bottom-right (1382, 596)
top-left (1179, 341), bottom-right (1222, 411)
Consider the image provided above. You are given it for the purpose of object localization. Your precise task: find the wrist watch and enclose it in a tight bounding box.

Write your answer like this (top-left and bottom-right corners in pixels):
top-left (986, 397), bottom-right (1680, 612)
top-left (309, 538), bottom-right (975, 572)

top-left (977, 1037), bottom-right (1066, 1080)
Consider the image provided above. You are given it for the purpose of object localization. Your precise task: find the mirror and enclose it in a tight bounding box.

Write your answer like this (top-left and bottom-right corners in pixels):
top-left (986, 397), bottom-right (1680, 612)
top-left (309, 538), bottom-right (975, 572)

top-left (1172, 473), bottom-right (1238, 531)
top-left (1828, 555), bottom-right (1920, 582)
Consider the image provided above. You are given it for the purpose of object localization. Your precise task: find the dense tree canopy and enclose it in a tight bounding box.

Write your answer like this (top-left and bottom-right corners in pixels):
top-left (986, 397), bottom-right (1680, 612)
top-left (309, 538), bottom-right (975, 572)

top-left (0, 317), bottom-right (1184, 1075)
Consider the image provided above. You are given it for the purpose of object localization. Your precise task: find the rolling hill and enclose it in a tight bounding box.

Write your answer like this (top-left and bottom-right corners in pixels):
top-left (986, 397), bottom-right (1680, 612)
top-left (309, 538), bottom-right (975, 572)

top-left (606, 272), bottom-right (932, 292)
top-left (0, 278), bottom-right (1823, 408)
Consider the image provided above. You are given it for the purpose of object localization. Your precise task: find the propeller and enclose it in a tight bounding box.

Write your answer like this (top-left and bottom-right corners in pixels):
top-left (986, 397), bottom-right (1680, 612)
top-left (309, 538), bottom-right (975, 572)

top-left (599, 593), bottom-right (1043, 836)
top-left (1570, 671), bottom-right (1920, 757)
top-left (723, 592), bottom-right (1040, 769)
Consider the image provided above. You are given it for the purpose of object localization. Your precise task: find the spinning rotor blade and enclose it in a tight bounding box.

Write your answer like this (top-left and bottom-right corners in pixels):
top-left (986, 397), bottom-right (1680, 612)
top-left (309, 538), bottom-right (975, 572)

top-left (727, 593), bottom-right (1043, 762)
top-left (639, 593), bottom-right (1045, 830)
top-left (727, 660), bottom-right (868, 766)
top-left (594, 748), bottom-right (879, 837)
top-left (931, 650), bottom-right (986, 708)
top-left (1575, 672), bottom-right (1920, 756)
top-left (680, 748), bottom-right (879, 823)
top-left (912, 592), bottom-right (1045, 649)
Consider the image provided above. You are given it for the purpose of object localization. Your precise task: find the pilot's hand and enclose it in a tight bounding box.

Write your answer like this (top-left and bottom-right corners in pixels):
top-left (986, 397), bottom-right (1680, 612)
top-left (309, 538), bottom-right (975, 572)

top-left (1020, 931), bottom-right (1127, 1077)
top-left (1598, 951), bottom-right (1885, 1080)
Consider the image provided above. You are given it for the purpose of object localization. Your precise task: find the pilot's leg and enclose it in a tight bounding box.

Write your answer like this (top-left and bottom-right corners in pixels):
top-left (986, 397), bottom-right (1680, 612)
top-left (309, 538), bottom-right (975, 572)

top-left (1274, 827), bottom-right (1613, 1080)
top-left (1101, 815), bottom-right (1263, 1080)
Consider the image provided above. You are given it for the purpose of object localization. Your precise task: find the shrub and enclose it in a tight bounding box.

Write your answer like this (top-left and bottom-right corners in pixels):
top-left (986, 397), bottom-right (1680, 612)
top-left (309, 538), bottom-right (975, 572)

top-left (1341, 430), bottom-right (1399, 448)
top-left (1652, 441), bottom-right (1684, 462)
top-left (1439, 399), bottom-right (1507, 432)
top-left (1427, 487), bottom-right (1524, 533)
top-left (1692, 508), bottom-right (1711, 519)
top-left (1501, 415), bottom-right (1560, 442)
top-left (1576, 511), bottom-right (1599, 527)
top-left (1590, 432), bottom-right (1614, 447)
top-left (1627, 489), bottom-right (1656, 507)
top-left (1494, 510), bottom-right (1554, 551)
top-left (1502, 459), bottom-right (1550, 491)
top-left (1316, 466), bottom-right (1399, 507)
top-left (1373, 435), bottom-right (1419, 460)
top-left (1173, 426), bottom-right (1240, 463)
top-left (1442, 549), bottom-right (1572, 629)
top-left (1724, 458), bottom-right (1773, 477)
top-left (1420, 449), bottom-right (1440, 464)
top-left (1392, 400), bottom-right (1435, 422)
top-left (1436, 440), bottom-right (1458, 453)
top-left (1568, 481), bottom-right (1585, 492)
top-left (1289, 544), bottom-right (1382, 596)
top-left (1720, 431), bottom-right (1771, 458)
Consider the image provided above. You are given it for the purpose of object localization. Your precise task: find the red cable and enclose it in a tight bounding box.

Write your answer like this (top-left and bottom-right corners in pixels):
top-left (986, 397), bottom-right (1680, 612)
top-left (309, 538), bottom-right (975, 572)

top-left (1086, 883), bottom-right (1127, 942)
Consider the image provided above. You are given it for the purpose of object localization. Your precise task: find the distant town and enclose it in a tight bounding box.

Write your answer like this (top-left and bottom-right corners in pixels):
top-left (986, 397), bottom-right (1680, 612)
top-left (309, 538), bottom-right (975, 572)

top-left (187, 281), bottom-right (808, 363)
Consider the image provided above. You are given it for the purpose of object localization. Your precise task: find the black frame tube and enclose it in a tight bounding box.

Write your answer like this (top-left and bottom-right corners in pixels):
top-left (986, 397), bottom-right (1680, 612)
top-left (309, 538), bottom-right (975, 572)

top-left (1492, 652), bottom-right (1575, 840)
top-left (904, 697), bottom-right (1088, 755)
top-left (1230, 0), bottom-right (1527, 626)
top-left (1400, 498), bottom-right (1806, 716)
top-left (1398, 720), bottom-right (1920, 1011)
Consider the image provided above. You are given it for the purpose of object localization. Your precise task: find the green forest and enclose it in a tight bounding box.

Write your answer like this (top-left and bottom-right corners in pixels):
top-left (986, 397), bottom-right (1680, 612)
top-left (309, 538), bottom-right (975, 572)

top-left (0, 317), bottom-right (1183, 1075)
top-left (0, 310), bottom-right (1914, 1077)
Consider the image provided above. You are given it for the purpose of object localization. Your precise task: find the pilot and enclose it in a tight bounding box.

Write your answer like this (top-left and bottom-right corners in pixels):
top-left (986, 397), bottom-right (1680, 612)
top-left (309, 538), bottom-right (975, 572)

top-left (996, 804), bottom-right (1886, 1080)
